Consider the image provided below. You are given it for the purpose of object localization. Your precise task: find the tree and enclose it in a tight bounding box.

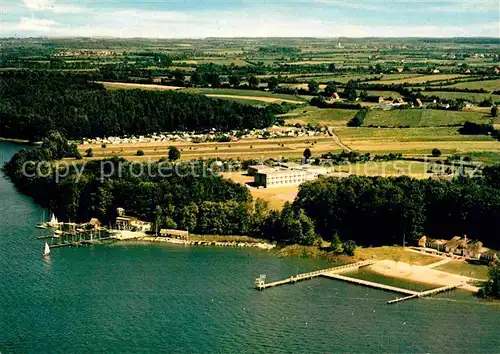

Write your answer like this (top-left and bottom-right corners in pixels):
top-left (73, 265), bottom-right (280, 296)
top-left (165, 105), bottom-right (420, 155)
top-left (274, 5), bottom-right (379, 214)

top-left (432, 148), bottom-right (442, 157)
top-left (190, 71), bottom-right (203, 87)
top-left (248, 75), bottom-right (260, 89)
top-left (85, 148), bottom-right (93, 157)
top-left (308, 80), bottom-right (319, 94)
top-left (492, 106), bottom-right (498, 118)
top-left (328, 63), bottom-right (336, 72)
top-left (360, 90), bottom-right (368, 101)
top-left (324, 81), bottom-right (337, 96)
top-left (229, 75), bottom-right (241, 88)
top-left (168, 146), bottom-right (181, 161)
top-left (342, 240), bottom-right (357, 256)
top-left (344, 87), bottom-right (357, 101)
top-left (136, 150), bottom-right (145, 156)
top-left (478, 261), bottom-right (500, 299)
top-left (267, 76), bottom-right (279, 91)
top-left (303, 148), bottom-right (312, 162)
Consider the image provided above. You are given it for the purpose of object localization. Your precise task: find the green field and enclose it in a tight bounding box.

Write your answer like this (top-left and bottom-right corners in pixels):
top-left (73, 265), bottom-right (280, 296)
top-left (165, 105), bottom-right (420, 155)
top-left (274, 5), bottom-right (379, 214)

top-left (184, 88), bottom-right (307, 102)
top-left (421, 91), bottom-right (500, 103)
top-left (364, 108), bottom-right (490, 127)
top-left (446, 79), bottom-right (500, 91)
top-left (280, 106), bottom-right (358, 126)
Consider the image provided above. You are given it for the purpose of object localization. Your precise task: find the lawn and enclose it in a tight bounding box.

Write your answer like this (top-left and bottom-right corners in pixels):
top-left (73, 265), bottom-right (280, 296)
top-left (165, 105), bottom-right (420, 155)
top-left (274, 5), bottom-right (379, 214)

top-left (435, 260), bottom-right (488, 280)
top-left (363, 108), bottom-right (490, 127)
top-left (355, 246), bottom-right (439, 266)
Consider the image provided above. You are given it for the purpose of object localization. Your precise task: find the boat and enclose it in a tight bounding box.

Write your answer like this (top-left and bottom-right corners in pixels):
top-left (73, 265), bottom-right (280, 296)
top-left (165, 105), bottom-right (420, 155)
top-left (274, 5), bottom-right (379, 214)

top-left (43, 242), bottom-right (51, 256)
top-left (48, 214), bottom-right (59, 228)
top-left (36, 211), bottom-right (48, 229)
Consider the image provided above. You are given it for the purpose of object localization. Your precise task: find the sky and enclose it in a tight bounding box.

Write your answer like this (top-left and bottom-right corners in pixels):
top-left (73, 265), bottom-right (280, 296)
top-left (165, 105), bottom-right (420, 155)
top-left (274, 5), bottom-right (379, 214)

top-left (1, 0), bottom-right (499, 38)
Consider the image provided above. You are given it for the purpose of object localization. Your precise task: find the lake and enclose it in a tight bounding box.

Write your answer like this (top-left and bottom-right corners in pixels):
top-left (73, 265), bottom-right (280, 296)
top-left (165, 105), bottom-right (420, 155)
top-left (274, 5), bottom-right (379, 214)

top-left (1, 142), bottom-right (499, 353)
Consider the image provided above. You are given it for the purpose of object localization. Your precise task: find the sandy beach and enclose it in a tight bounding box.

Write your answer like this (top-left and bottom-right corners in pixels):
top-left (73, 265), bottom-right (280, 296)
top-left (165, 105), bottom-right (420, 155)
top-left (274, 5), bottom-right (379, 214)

top-left (369, 260), bottom-right (480, 292)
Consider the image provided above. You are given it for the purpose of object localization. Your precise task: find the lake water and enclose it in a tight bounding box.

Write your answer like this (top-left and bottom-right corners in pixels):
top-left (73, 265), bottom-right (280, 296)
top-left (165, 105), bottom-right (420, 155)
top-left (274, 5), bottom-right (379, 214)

top-left (1, 141), bottom-right (499, 353)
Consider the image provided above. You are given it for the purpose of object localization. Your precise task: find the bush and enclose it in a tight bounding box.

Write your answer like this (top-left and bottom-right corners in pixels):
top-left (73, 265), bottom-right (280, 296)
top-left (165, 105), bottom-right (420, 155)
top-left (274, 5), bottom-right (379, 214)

top-left (431, 148), bottom-right (442, 157)
top-left (136, 150), bottom-right (145, 156)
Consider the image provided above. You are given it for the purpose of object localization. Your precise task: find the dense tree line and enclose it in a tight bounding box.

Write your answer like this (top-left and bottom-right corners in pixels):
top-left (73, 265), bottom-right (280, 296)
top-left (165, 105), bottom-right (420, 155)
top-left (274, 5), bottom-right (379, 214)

top-left (3, 132), bottom-right (317, 244)
top-left (294, 175), bottom-right (500, 249)
top-left (0, 76), bottom-right (276, 140)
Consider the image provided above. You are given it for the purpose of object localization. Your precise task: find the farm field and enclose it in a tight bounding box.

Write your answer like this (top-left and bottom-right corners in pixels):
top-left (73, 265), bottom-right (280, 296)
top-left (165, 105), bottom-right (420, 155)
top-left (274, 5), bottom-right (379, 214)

top-left (97, 81), bottom-right (183, 91)
top-left (420, 91), bottom-right (500, 103)
top-left (363, 108), bottom-right (490, 127)
top-left (445, 79), bottom-right (500, 91)
top-left (368, 74), bottom-right (467, 84)
top-left (184, 88), bottom-right (307, 103)
top-left (280, 106), bottom-right (358, 126)
top-left (79, 135), bottom-right (341, 161)
top-left (334, 160), bottom-right (432, 178)
top-left (334, 126), bottom-right (500, 155)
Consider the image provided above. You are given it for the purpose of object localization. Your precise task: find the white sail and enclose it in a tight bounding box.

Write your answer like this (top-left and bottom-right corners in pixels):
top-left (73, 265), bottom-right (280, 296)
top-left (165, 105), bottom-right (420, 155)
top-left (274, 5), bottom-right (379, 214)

top-left (49, 214), bottom-right (57, 226)
top-left (43, 242), bottom-right (51, 256)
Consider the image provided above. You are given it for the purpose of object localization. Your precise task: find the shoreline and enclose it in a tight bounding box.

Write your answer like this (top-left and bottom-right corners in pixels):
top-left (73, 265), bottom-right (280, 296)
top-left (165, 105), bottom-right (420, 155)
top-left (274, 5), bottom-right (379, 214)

top-left (368, 259), bottom-right (481, 292)
top-left (0, 137), bottom-right (40, 145)
top-left (128, 236), bottom-right (276, 250)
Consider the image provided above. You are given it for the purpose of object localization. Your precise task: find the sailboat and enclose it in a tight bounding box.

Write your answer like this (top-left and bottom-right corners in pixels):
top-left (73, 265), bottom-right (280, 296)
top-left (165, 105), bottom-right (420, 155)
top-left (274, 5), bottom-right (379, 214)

top-left (48, 214), bottom-right (59, 228)
top-left (36, 210), bottom-right (48, 229)
top-left (43, 242), bottom-right (51, 256)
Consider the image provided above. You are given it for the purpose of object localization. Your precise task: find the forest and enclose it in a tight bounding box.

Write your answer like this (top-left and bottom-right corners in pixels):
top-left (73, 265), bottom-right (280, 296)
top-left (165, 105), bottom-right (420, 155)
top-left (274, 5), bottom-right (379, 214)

top-left (294, 173), bottom-right (500, 249)
top-left (0, 75), bottom-right (276, 140)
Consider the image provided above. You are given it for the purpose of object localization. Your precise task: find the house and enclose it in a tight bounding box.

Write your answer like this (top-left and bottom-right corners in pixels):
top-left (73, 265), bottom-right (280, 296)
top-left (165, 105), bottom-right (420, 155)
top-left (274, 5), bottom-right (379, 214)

top-left (432, 69), bottom-right (440, 74)
top-left (160, 229), bottom-right (189, 240)
top-left (115, 208), bottom-right (152, 232)
top-left (329, 92), bottom-right (340, 100)
top-left (415, 98), bottom-right (423, 107)
top-left (152, 77), bottom-right (162, 83)
top-left (364, 95), bottom-right (384, 103)
top-left (479, 248), bottom-right (499, 262)
top-left (394, 98), bottom-right (405, 104)
top-left (418, 235), bottom-right (427, 247)
top-left (86, 218), bottom-right (101, 231)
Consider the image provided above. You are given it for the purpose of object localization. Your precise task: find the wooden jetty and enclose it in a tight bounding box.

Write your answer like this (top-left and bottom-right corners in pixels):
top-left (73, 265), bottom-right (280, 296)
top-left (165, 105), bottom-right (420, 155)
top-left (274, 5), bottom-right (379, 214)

top-left (254, 260), bottom-right (375, 290)
top-left (387, 282), bottom-right (465, 304)
top-left (254, 260), bottom-right (465, 304)
top-left (321, 273), bottom-right (420, 296)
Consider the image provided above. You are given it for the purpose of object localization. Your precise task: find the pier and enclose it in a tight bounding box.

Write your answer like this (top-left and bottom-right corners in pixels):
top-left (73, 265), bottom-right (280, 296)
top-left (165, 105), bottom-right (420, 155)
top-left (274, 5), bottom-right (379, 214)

top-left (321, 273), bottom-right (419, 296)
top-left (254, 260), bottom-right (375, 290)
top-left (387, 282), bottom-right (465, 304)
top-left (254, 260), bottom-right (466, 304)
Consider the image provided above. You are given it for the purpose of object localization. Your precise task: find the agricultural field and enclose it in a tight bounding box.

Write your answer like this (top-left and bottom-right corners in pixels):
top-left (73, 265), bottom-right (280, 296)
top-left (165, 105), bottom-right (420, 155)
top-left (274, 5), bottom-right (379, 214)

top-left (334, 126), bottom-right (500, 156)
top-left (97, 81), bottom-right (183, 91)
top-left (445, 79), bottom-right (500, 91)
top-left (79, 135), bottom-right (341, 161)
top-left (280, 106), bottom-right (358, 126)
top-left (368, 74), bottom-right (468, 85)
top-left (420, 91), bottom-right (500, 103)
top-left (363, 108), bottom-right (491, 127)
top-left (184, 88), bottom-right (307, 103)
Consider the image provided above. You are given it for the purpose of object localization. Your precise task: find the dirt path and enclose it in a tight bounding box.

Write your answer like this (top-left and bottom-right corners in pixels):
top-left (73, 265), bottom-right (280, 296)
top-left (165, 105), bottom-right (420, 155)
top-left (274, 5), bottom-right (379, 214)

top-left (205, 94), bottom-right (304, 104)
top-left (426, 258), bottom-right (452, 268)
top-left (328, 127), bottom-right (352, 152)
